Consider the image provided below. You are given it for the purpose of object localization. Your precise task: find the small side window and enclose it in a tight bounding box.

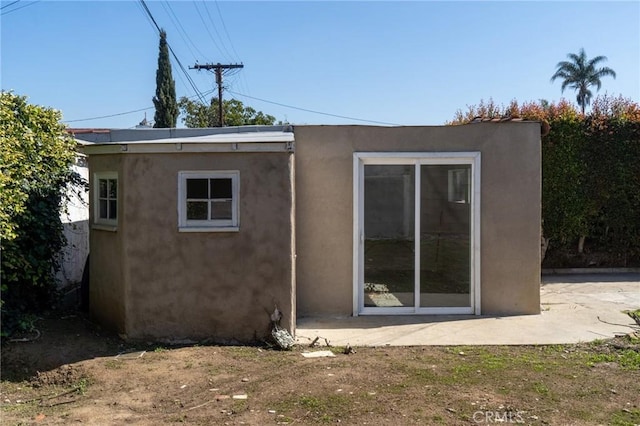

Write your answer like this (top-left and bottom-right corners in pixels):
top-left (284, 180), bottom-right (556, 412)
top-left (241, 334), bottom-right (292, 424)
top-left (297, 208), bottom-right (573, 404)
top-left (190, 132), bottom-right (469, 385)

top-left (94, 172), bottom-right (118, 227)
top-left (179, 171), bottom-right (239, 232)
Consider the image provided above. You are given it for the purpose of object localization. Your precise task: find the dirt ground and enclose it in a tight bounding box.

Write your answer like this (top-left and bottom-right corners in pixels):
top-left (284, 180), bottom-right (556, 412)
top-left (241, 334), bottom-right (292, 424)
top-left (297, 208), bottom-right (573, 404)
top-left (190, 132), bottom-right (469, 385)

top-left (1, 313), bottom-right (639, 425)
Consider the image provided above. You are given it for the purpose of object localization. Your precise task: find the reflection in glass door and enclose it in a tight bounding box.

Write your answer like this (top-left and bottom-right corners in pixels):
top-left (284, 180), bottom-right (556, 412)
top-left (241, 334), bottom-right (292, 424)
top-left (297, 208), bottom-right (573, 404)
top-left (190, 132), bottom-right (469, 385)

top-left (355, 153), bottom-right (479, 315)
top-left (420, 165), bottom-right (471, 308)
top-left (363, 165), bottom-right (415, 309)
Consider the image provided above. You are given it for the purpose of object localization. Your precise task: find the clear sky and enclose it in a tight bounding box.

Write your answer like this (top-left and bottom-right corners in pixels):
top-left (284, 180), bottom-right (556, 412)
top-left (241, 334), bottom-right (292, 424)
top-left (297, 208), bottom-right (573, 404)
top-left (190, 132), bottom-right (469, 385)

top-left (1, 1), bottom-right (639, 128)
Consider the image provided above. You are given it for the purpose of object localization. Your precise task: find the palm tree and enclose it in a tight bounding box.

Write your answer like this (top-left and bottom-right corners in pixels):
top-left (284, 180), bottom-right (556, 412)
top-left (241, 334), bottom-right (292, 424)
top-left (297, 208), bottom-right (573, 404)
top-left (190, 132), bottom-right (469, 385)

top-left (551, 48), bottom-right (616, 114)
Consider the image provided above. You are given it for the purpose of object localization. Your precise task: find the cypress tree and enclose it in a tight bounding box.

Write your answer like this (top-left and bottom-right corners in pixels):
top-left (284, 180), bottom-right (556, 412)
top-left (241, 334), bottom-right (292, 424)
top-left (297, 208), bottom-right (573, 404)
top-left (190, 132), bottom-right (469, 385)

top-left (153, 29), bottom-right (178, 128)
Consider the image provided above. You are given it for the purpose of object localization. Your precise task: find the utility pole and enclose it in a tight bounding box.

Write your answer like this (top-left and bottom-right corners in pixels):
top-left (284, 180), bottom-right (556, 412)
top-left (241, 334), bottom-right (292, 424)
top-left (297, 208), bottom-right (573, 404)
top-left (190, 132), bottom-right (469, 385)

top-left (190, 63), bottom-right (243, 127)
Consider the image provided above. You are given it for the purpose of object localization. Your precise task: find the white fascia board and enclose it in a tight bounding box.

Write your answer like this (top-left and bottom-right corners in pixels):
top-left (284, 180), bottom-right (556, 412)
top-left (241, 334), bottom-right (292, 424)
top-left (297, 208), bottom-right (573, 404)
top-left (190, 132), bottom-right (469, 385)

top-left (82, 141), bottom-right (294, 155)
top-left (81, 132), bottom-right (295, 155)
top-left (129, 131), bottom-right (294, 144)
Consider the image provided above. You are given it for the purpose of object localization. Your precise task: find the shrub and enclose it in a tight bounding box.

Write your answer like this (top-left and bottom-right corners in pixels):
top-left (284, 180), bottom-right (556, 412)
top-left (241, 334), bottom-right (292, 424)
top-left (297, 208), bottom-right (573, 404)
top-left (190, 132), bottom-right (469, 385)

top-left (0, 91), bottom-right (85, 336)
top-left (449, 95), bottom-right (640, 266)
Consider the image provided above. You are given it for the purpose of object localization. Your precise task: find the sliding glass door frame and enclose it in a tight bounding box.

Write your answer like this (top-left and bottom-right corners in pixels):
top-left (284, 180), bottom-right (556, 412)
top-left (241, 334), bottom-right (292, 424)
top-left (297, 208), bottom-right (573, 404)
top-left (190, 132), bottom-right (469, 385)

top-left (353, 152), bottom-right (481, 316)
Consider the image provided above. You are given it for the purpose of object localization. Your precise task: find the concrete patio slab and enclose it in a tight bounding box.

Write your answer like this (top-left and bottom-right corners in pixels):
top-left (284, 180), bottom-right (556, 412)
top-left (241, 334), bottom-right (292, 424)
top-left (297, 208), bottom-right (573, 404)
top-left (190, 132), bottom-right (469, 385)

top-left (295, 273), bottom-right (640, 346)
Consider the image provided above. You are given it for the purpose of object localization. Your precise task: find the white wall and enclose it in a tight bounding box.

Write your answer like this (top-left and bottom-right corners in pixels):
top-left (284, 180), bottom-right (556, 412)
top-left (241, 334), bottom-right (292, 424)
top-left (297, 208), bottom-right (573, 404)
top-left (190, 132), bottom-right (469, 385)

top-left (57, 155), bottom-right (89, 288)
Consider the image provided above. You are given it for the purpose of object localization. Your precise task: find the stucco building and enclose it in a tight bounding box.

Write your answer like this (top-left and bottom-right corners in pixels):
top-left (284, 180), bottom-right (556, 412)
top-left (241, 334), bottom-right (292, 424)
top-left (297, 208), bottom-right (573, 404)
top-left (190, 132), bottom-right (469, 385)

top-left (78, 123), bottom-right (541, 343)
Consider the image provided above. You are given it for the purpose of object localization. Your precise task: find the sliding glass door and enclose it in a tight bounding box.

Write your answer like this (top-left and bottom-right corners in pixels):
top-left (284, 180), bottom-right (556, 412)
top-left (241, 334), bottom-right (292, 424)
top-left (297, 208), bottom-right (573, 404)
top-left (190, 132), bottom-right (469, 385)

top-left (354, 153), bottom-right (480, 315)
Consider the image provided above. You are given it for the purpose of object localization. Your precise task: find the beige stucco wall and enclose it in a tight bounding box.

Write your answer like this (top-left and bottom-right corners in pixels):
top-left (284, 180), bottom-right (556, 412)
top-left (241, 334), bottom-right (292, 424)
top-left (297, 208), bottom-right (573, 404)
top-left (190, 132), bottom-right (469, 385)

top-left (89, 151), bottom-right (295, 343)
top-left (89, 155), bottom-right (126, 334)
top-left (294, 124), bottom-right (541, 316)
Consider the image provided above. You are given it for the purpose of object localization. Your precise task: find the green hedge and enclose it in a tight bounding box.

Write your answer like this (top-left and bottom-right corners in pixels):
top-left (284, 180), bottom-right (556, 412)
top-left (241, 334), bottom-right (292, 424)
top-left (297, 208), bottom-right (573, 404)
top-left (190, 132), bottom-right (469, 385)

top-left (578, 97), bottom-right (640, 263)
top-left (451, 95), bottom-right (640, 266)
top-left (0, 92), bottom-right (84, 336)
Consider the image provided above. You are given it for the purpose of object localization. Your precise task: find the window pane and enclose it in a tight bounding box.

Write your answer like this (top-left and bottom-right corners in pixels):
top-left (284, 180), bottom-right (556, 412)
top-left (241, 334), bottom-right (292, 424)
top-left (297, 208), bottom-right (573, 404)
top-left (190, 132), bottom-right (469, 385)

top-left (363, 165), bottom-right (415, 307)
top-left (187, 201), bottom-right (208, 220)
top-left (108, 200), bottom-right (117, 219)
top-left (421, 164), bottom-right (470, 307)
top-left (99, 179), bottom-right (107, 198)
top-left (187, 179), bottom-right (208, 199)
top-left (210, 178), bottom-right (232, 199)
top-left (99, 200), bottom-right (108, 219)
top-left (108, 179), bottom-right (117, 199)
top-left (211, 200), bottom-right (232, 220)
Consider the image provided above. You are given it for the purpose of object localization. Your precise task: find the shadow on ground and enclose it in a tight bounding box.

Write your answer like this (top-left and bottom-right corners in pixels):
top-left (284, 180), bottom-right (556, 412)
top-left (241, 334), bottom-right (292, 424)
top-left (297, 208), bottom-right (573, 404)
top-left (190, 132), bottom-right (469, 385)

top-left (542, 272), bottom-right (640, 284)
top-left (1, 313), bottom-right (126, 383)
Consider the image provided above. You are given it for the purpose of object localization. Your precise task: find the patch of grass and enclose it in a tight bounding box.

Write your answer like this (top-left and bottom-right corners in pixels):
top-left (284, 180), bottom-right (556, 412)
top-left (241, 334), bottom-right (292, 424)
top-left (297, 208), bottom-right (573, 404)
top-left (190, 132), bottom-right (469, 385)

top-left (0, 399), bottom-right (38, 415)
top-left (533, 381), bottom-right (550, 396)
top-left (541, 344), bottom-right (567, 353)
top-left (624, 308), bottom-right (640, 326)
top-left (412, 367), bottom-right (438, 382)
top-left (587, 353), bottom-right (615, 365)
top-left (452, 363), bottom-right (474, 376)
top-left (299, 395), bottom-right (322, 410)
top-left (386, 382), bottom-right (410, 393)
top-left (514, 353), bottom-right (551, 372)
top-left (565, 408), bottom-right (593, 422)
top-left (75, 378), bottom-right (90, 395)
top-left (624, 333), bottom-right (640, 344)
top-left (274, 393), bottom-right (354, 423)
top-left (103, 359), bottom-right (123, 370)
top-left (610, 408), bottom-right (640, 426)
top-left (231, 399), bottom-right (248, 413)
top-left (225, 347), bottom-right (262, 360)
top-left (478, 352), bottom-right (507, 370)
top-left (448, 346), bottom-right (474, 354)
top-left (587, 350), bottom-right (640, 370)
top-left (575, 387), bottom-right (602, 398)
top-left (431, 414), bottom-right (445, 423)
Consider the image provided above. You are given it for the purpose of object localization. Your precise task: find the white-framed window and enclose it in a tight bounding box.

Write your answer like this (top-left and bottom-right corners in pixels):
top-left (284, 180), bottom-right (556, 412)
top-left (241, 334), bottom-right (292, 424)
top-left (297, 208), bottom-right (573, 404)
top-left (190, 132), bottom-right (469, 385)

top-left (94, 172), bottom-right (118, 227)
top-left (448, 168), bottom-right (470, 204)
top-left (178, 171), bottom-right (239, 232)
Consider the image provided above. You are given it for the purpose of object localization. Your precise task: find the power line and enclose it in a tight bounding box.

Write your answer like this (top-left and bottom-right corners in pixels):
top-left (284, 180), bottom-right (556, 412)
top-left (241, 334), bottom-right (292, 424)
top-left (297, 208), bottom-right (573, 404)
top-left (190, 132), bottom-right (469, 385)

top-left (207, 0), bottom-right (248, 95)
top-left (1, 0), bottom-right (39, 16)
top-left (227, 90), bottom-right (400, 126)
top-left (136, 2), bottom-right (193, 98)
top-left (138, 0), bottom-right (207, 105)
top-left (66, 89), bottom-right (215, 124)
top-left (65, 106), bottom-right (154, 124)
top-left (191, 63), bottom-right (244, 126)
top-left (67, 88), bottom-right (400, 126)
top-left (193, 1), bottom-right (232, 61)
top-left (161, 1), bottom-right (205, 60)
top-left (192, 2), bottom-right (221, 59)
top-left (201, 0), bottom-right (235, 62)
top-left (1, 0), bottom-right (21, 10)
top-left (213, 0), bottom-right (242, 62)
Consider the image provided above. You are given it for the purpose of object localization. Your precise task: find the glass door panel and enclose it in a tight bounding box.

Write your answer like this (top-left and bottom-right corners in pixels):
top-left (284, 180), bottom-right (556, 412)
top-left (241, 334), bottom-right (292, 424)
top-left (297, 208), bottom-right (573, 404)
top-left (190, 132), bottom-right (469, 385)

top-left (363, 165), bottom-right (415, 308)
top-left (419, 165), bottom-right (471, 307)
